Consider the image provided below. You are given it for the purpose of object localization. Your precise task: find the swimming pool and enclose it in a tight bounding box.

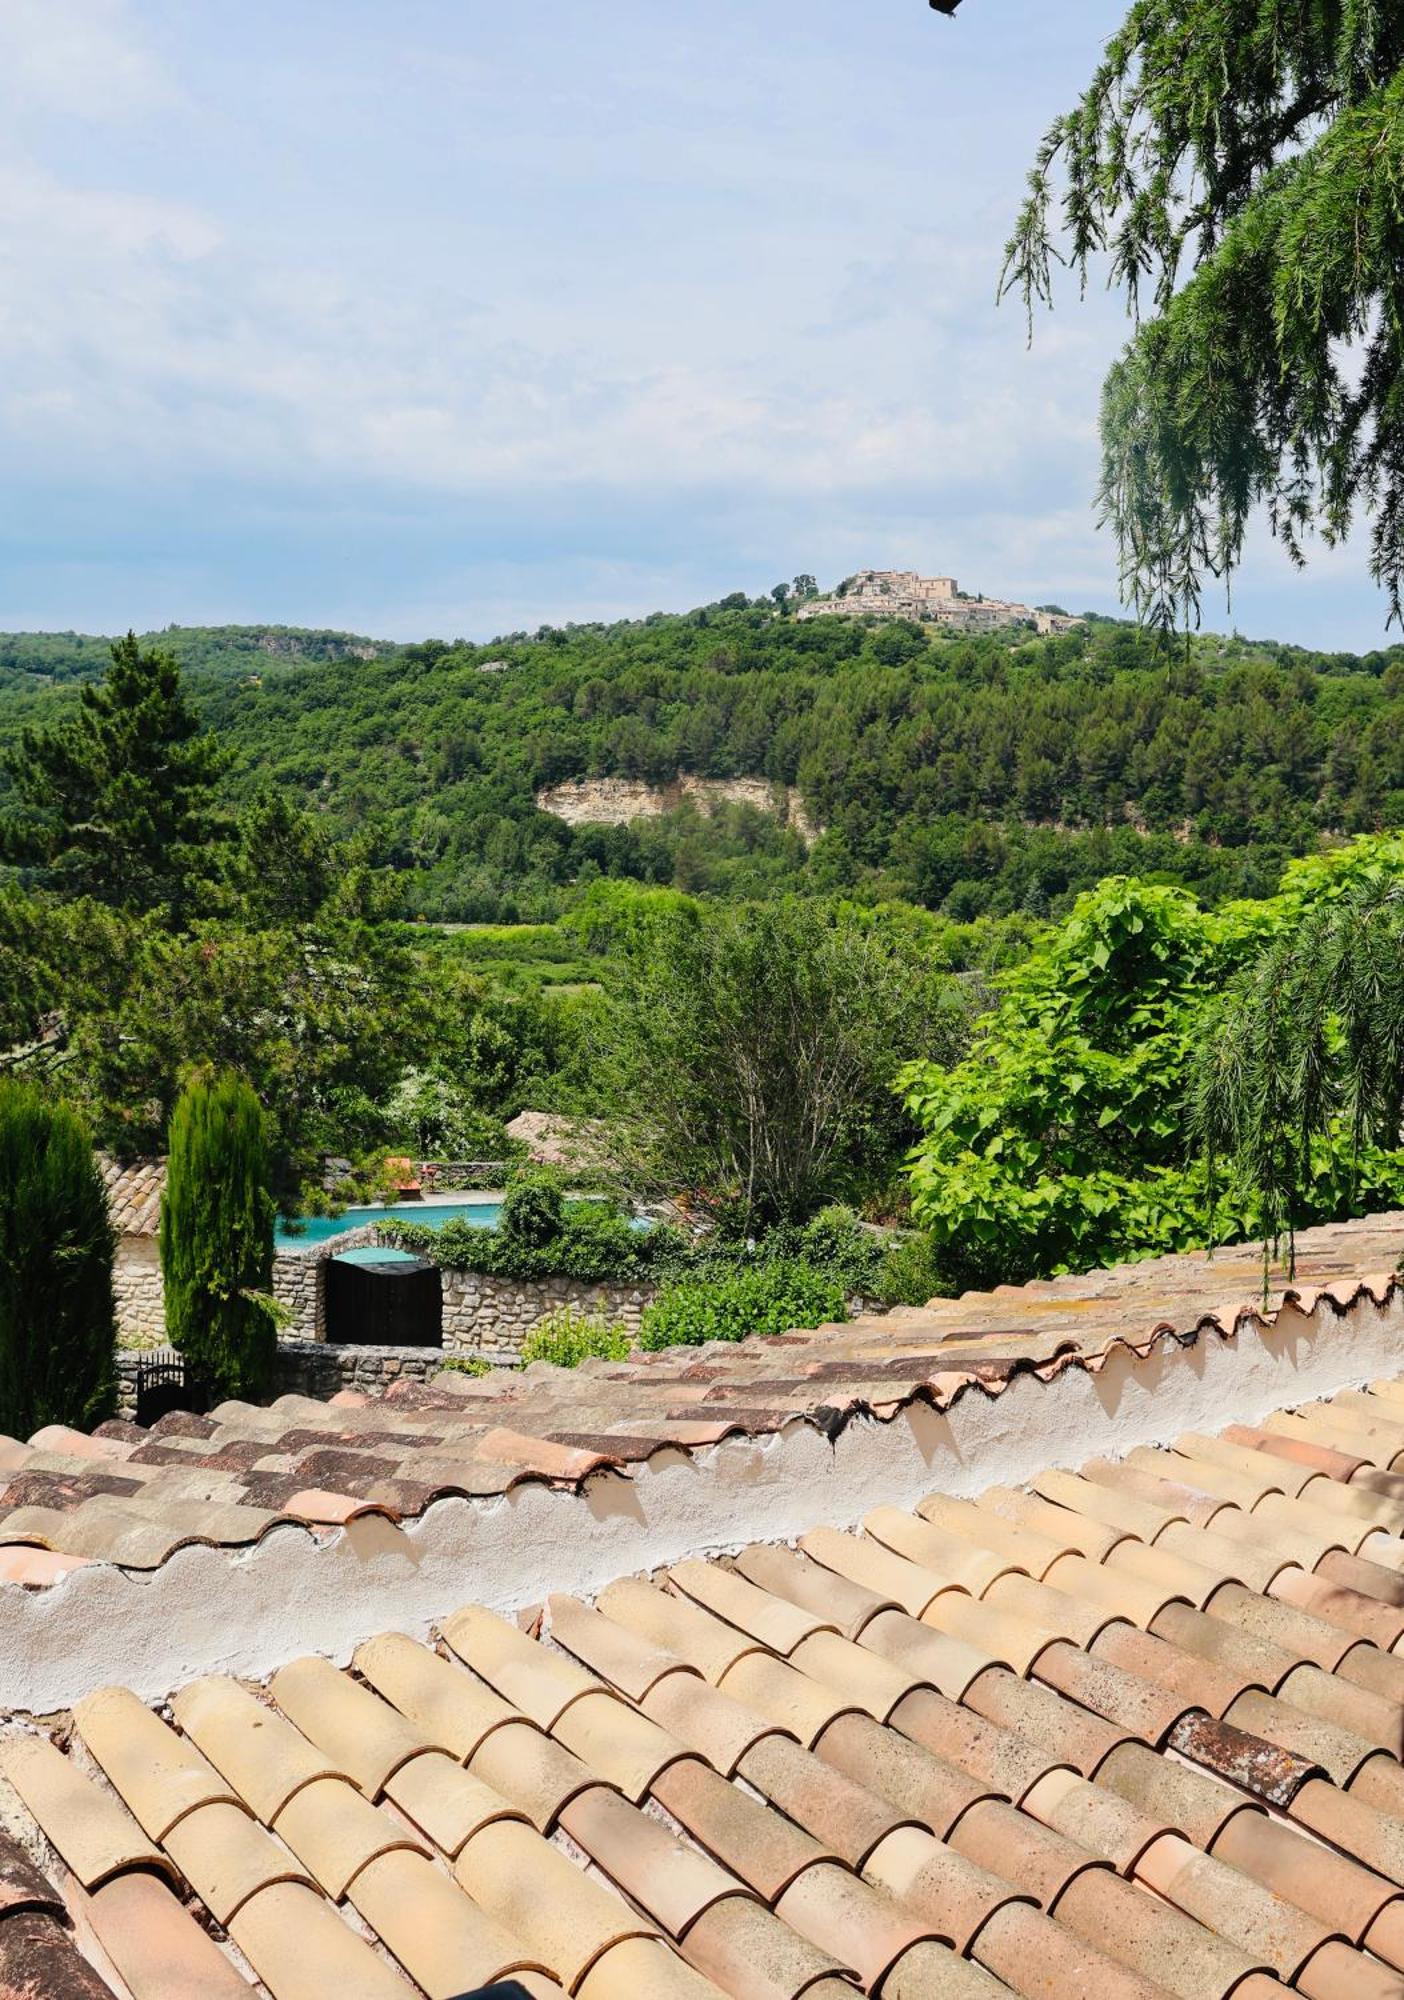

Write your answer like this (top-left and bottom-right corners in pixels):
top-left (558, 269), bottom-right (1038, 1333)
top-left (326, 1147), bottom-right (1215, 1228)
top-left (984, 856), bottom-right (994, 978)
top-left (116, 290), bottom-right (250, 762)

top-left (274, 1199), bottom-right (503, 1251)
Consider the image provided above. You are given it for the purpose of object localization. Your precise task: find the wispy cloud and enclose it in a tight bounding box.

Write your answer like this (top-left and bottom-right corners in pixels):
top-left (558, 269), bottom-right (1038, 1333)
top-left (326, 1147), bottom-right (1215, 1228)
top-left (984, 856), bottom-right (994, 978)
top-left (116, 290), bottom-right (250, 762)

top-left (0, 0), bottom-right (1392, 650)
top-left (0, 0), bottom-right (176, 122)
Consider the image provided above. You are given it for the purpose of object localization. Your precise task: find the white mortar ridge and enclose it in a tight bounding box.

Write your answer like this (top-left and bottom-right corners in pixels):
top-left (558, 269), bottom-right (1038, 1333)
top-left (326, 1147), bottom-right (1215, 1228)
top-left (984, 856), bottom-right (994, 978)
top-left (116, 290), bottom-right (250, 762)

top-left (3, 1285), bottom-right (1402, 1713)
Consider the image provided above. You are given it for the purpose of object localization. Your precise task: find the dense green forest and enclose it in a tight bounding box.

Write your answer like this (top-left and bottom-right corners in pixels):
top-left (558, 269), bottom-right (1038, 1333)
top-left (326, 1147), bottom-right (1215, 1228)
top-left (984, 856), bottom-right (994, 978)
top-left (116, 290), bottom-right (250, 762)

top-left (3, 618), bottom-right (1404, 1301)
top-left (2, 604), bottom-right (1402, 921)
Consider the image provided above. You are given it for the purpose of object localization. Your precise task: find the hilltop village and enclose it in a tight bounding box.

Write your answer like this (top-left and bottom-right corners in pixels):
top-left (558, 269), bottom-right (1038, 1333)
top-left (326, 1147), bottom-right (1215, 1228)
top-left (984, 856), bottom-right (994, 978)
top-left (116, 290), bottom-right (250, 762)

top-left (797, 568), bottom-right (1084, 636)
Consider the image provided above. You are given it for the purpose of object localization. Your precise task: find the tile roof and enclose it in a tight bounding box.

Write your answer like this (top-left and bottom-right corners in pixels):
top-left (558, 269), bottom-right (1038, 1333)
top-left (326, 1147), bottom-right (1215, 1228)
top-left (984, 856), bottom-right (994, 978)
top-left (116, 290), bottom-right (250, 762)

top-left (0, 1823), bottom-right (117, 1998)
top-left (16, 1377), bottom-right (1404, 1995)
top-left (1, 1212), bottom-right (1401, 1581)
top-left (98, 1157), bottom-right (165, 1238)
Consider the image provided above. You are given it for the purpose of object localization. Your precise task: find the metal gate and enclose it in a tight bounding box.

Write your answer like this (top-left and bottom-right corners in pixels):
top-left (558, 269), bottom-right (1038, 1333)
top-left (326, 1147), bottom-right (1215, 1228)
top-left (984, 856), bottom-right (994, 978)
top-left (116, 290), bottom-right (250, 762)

top-left (132, 1349), bottom-right (211, 1428)
top-left (323, 1255), bottom-right (443, 1347)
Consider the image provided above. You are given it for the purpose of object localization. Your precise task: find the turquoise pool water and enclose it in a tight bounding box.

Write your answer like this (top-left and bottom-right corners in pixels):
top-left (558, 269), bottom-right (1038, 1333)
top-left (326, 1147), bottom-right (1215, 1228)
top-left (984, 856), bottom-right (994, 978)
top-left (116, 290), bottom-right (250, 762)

top-left (275, 1200), bottom-right (503, 1251)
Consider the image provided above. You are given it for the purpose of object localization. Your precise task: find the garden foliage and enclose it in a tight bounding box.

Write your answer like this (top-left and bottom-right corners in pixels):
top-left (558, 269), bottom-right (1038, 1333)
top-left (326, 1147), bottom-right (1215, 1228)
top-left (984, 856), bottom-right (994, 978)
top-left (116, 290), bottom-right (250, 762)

top-left (0, 1081), bottom-right (116, 1438)
top-left (595, 897), bottom-right (962, 1230)
top-left (638, 1260), bottom-right (848, 1352)
top-left (520, 1306), bottom-right (631, 1368)
top-left (901, 845), bottom-right (1404, 1287)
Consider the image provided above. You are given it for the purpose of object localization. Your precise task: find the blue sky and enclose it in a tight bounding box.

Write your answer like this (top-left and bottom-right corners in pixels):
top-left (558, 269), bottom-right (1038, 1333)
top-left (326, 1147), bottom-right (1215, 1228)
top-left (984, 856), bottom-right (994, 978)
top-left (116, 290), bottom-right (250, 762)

top-left (0, 0), bottom-right (1391, 649)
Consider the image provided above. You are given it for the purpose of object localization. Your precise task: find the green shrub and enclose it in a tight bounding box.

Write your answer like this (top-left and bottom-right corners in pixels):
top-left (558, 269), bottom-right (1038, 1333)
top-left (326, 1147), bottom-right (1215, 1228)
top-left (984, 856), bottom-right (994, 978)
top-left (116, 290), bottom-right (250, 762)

top-left (0, 1081), bottom-right (116, 1437)
top-left (161, 1072), bottom-right (277, 1402)
top-left (500, 1168), bottom-right (565, 1247)
top-left (799, 1205), bottom-right (884, 1295)
top-left (389, 1200), bottom-right (682, 1285)
top-left (872, 1232), bottom-right (947, 1308)
top-left (639, 1259), bottom-right (847, 1351)
top-left (437, 1353), bottom-right (493, 1378)
top-left (521, 1305), bottom-right (631, 1368)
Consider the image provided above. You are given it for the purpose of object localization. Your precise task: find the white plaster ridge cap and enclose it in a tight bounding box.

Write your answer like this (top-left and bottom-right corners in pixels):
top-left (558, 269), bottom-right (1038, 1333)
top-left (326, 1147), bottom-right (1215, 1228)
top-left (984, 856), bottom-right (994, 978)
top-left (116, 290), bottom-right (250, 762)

top-left (2, 1282), bottom-right (1403, 1711)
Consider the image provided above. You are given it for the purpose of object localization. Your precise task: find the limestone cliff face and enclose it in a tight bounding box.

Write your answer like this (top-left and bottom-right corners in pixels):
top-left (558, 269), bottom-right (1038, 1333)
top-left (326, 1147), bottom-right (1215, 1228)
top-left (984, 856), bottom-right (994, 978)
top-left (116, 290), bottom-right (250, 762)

top-left (535, 773), bottom-right (819, 843)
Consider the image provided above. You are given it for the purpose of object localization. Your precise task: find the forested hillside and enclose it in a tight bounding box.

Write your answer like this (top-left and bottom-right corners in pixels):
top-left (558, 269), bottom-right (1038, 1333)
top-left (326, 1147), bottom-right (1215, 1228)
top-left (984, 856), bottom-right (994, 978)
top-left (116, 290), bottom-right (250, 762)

top-left (2, 605), bottom-right (1402, 921)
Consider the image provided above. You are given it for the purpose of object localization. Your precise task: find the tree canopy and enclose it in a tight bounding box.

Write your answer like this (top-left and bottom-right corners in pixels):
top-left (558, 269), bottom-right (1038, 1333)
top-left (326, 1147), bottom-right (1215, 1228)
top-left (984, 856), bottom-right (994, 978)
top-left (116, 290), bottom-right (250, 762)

top-left (1190, 836), bottom-right (1404, 1275)
top-left (899, 840), bottom-right (1404, 1286)
top-left (597, 897), bottom-right (965, 1230)
top-left (1004, 5), bottom-right (1404, 631)
top-left (2, 633), bottom-right (229, 921)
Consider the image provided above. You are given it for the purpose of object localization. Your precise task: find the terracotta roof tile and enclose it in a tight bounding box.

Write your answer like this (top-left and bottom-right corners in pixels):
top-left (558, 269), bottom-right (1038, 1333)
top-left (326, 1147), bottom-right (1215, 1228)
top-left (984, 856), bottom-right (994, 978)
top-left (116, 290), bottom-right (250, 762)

top-left (969, 1896), bottom-right (1168, 1998)
top-left (0, 1736), bottom-right (172, 1891)
top-left (162, 1792), bottom-right (315, 1924)
top-left (452, 1817), bottom-right (659, 1987)
top-left (815, 1708), bottom-right (992, 1838)
top-left (381, 1749), bottom-right (527, 1857)
top-left (0, 1906), bottom-right (119, 2000)
top-left (73, 1686), bottom-right (239, 1840)
top-left (8, 1211), bottom-right (1404, 1580)
top-left (640, 1671), bottom-right (792, 1776)
top-left (276, 1648), bottom-right (439, 1790)
top-left (1052, 1866), bottom-right (1267, 1999)
top-left (352, 1844), bottom-right (553, 1995)
top-left (99, 1155), bottom-right (165, 1237)
top-left (675, 1891), bottom-right (848, 2000)
top-left (15, 1224), bottom-right (1404, 1997)
top-left (226, 1879), bottom-right (416, 1999)
top-left (85, 1867), bottom-right (255, 1998)
top-left (351, 1632), bottom-right (515, 1767)
top-left (468, 1715), bottom-right (603, 1830)
top-left (170, 1675), bottom-right (341, 1822)
top-left (1135, 1829), bottom-right (1338, 1978)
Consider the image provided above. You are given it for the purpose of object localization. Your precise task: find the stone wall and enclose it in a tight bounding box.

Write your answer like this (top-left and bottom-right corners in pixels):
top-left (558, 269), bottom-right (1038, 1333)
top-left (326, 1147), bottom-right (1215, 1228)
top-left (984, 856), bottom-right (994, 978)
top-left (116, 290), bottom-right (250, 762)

top-left (273, 1248), bottom-right (326, 1342)
top-left (273, 1341), bottom-right (454, 1401)
top-left (113, 1237), bottom-right (165, 1349)
top-left (271, 1226), bottom-right (655, 1357)
top-left (118, 1217), bottom-right (657, 1360)
top-left (440, 1271), bottom-right (655, 1356)
top-left (115, 1342), bottom-right (456, 1418)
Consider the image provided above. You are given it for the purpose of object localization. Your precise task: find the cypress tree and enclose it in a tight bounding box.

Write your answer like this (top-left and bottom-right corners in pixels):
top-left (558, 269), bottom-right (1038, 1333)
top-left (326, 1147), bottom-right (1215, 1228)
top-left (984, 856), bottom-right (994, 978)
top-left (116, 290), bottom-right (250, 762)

top-left (161, 1073), bottom-right (276, 1402)
top-left (0, 1082), bottom-right (116, 1439)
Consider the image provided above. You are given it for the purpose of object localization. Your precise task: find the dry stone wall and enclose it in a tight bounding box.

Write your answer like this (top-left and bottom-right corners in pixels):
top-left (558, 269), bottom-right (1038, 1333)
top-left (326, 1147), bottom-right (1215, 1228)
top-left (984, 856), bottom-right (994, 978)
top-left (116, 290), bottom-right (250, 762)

top-left (271, 1226), bottom-right (655, 1357)
top-left (112, 1238), bottom-right (165, 1349)
top-left (118, 1219), bottom-right (656, 1360)
top-left (440, 1271), bottom-right (654, 1357)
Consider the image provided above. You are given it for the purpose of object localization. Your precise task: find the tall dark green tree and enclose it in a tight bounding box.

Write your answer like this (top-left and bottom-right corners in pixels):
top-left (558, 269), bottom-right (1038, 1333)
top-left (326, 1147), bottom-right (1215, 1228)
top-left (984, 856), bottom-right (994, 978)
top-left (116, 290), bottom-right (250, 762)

top-left (1004, 7), bottom-right (1404, 631)
top-left (160, 1072), bottom-right (277, 1401)
top-left (3, 632), bottom-right (230, 921)
top-left (227, 786), bottom-right (335, 926)
top-left (0, 1081), bottom-right (116, 1438)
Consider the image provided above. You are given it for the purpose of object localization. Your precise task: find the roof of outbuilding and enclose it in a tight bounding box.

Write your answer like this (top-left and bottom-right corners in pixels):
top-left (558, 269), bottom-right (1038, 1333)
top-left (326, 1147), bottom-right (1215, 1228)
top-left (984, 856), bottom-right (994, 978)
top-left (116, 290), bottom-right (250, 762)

top-left (98, 1156), bottom-right (164, 1238)
top-left (11, 1372), bottom-right (1404, 1996)
top-left (0, 1212), bottom-right (1401, 1581)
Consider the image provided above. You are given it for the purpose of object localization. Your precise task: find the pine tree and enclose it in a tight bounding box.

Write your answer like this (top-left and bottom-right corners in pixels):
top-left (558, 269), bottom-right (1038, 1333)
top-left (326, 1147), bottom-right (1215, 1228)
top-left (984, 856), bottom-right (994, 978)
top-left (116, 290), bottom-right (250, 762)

top-left (2, 632), bottom-right (230, 921)
top-left (0, 1082), bottom-right (116, 1438)
top-left (160, 1073), bottom-right (277, 1402)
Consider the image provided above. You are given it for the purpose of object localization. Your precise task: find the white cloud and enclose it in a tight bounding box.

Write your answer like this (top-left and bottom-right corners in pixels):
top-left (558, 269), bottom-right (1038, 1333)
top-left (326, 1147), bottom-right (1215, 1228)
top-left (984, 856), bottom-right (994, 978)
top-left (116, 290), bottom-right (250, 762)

top-left (0, 0), bottom-right (175, 122)
top-left (0, 0), bottom-right (1386, 648)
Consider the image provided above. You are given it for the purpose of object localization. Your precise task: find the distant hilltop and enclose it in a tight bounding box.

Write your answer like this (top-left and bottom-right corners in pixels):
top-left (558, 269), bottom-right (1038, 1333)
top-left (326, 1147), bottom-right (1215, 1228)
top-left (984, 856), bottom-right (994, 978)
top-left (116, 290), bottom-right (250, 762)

top-left (795, 569), bottom-right (1084, 636)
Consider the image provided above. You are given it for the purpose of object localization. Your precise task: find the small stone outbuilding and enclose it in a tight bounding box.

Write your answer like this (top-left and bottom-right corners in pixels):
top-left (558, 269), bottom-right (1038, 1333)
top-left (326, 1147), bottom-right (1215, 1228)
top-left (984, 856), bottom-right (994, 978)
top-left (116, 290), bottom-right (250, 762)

top-left (101, 1156), bottom-right (166, 1348)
